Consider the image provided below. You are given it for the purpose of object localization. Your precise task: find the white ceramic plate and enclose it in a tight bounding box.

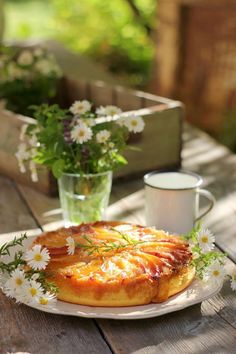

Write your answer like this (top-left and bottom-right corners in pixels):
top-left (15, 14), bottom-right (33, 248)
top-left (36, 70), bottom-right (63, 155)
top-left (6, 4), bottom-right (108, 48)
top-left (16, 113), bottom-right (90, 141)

top-left (0, 233), bottom-right (223, 320)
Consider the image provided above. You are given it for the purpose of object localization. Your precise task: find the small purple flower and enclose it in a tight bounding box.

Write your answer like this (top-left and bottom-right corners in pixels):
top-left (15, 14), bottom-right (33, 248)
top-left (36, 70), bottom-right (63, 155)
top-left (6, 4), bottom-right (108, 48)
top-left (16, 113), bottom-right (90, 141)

top-left (62, 118), bottom-right (73, 144)
top-left (81, 146), bottom-right (90, 160)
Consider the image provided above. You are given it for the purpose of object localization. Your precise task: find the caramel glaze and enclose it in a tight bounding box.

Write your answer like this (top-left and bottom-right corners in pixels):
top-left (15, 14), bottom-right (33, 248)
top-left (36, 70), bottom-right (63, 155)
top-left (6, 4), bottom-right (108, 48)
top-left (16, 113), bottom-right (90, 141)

top-left (33, 221), bottom-right (194, 304)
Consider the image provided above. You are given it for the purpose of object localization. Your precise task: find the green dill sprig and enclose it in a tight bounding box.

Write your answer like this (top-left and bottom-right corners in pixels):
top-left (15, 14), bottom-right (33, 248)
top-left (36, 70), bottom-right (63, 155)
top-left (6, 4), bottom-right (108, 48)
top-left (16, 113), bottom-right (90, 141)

top-left (182, 223), bottom-right (227, 279)
top-left (0, 233), bottom-right (27, 274)
top-left (75, 229), bottom-right (146, 255)
top-left (0, 233), bottom-right (58, 300)
top-left (0, 233), bottom-right (27, 257)
top-left (183, 222), bottom-right (201, 242)
top-left (191, 250), bottom-right (226, 279)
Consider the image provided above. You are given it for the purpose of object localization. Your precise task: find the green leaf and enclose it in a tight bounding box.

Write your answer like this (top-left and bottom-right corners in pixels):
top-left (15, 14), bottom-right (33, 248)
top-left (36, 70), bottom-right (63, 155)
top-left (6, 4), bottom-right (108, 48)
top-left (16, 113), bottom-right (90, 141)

top-left (115, 154), bottom-right (128, 165)
top-left (52, 159), bottom-right (65, 179)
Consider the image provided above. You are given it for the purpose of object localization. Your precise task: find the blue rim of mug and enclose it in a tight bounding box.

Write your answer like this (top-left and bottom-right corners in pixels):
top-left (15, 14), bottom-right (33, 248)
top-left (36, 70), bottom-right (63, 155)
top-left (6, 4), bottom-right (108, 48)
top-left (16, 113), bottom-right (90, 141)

top-left (143, 169), bottom-right (203, 191)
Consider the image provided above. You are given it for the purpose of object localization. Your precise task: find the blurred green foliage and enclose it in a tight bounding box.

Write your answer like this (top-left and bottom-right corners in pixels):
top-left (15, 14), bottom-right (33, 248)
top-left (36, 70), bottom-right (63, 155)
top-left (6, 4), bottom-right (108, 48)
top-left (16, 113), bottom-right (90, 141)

top-left (4, 0), bottom-right (156, 87)
top-left (5, 0), bottom-right (53, 39)
top-left (219, 110), bottom-right (236, 153)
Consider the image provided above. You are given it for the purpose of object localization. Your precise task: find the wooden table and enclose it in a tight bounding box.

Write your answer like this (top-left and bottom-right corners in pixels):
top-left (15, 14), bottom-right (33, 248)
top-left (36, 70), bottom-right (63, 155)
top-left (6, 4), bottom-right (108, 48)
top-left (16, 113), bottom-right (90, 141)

top-left (1, 125), bottom-right (236, 354)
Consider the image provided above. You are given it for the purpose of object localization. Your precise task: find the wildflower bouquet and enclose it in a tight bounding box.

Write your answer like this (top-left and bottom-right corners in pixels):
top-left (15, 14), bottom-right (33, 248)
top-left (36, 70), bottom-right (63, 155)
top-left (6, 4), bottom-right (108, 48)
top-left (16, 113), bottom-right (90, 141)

top-left (183, 223), bottom-right (235, 287)
top-left (0, 225), bottom-right (235, 309)
top-left (0, 234), bottom-right (57, 307)
top-left (0, 47), bottom-right (62, 116)
top-left (15, 100), bottom-right (145, 182)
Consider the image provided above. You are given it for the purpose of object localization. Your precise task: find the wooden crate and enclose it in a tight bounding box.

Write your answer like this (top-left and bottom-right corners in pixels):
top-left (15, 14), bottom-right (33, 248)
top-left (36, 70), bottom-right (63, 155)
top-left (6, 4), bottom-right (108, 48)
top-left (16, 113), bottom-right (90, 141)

top-left (64, 78), bottom-right (183, 179)
top-left (0, 78), bottom-right (183, 194)
top-left (0, 109), bottom-right (57, 195)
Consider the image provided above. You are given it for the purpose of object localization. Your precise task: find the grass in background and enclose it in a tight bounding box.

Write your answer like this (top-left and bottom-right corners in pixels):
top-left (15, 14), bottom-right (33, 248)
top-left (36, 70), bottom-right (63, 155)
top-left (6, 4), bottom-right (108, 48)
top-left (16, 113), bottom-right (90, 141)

top-left (4, 0), bottom-right (54, 40)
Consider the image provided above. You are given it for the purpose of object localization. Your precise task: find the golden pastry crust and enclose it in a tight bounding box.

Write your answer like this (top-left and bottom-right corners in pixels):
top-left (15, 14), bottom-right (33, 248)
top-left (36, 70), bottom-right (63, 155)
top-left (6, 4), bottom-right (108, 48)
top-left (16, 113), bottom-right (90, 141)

top-left (32, 221), bottom-right (195, 306)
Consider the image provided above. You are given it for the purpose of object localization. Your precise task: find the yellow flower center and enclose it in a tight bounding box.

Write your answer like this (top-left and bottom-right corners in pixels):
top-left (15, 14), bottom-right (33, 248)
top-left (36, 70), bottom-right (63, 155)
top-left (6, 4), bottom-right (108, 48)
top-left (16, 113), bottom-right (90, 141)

top-left (30, 288), bottom-right (37, 297)
top-left (213, 270), bottom-right (220, 277)
top-left (233, 275), bottom-right (236, 281)
top-left (34, 253), bottom-right (42, 262)
top-left (131, 120), bottom-right (138, 127)
top-left (201, 236), bottom-right (208, 243)
top-left (16, 278), bottom-right (23, 286)
top-left (39, 297), bottom-right (48, 305)
top-left (79, 130), bottom-right (85, 137)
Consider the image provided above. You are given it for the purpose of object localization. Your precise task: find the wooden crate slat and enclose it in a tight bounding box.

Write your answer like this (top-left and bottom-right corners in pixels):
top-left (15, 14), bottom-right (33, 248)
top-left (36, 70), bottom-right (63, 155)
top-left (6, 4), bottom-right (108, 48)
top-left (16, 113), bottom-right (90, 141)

top-left (114, 86), bottom-right (143, 111)
top-left (65, 78), bottom-right (89, 104)
top-left (89, 81), bottom-right (114, 107)
top-left (115, 106), bottom-right (182, 178)
top-left (0, 109), bottom-right (56, 195)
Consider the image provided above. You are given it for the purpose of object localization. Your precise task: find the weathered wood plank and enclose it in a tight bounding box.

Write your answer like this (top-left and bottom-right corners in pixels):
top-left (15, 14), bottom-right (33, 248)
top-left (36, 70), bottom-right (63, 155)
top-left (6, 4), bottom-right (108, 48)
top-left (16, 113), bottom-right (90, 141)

top-left (89, 81), bottom-right (114, 107)
top-left (114, 86), bottom-right (143, 111)
top-left (99, 302), bottom-right (236, 354)
top-left (65, 77), bottom-right (88, 103)
top-left (17, 183), bottom-right (63, 232)
top-left (0, 175), bottom-right (39, 234)
top-left (0, 176), bottom-right (112, 354)
top-left (0, 296), bottom-right (112, 354)
top-left (0, 109), bottom-right (57, 195)
top-left (115, 107), bottom-right (182, 178)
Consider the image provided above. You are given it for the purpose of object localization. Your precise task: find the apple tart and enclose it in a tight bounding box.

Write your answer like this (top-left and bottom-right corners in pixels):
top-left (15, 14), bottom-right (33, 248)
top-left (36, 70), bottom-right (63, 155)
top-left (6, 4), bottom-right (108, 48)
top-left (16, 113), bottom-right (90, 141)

top-left (32, 221), bottom-right (195, 306)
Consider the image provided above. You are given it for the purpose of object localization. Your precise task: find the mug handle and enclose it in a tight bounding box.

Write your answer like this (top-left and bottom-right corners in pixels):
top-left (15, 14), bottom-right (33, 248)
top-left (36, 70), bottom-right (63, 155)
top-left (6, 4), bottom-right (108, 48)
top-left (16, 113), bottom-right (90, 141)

top-left (195, 189), bottom-right (215, 221)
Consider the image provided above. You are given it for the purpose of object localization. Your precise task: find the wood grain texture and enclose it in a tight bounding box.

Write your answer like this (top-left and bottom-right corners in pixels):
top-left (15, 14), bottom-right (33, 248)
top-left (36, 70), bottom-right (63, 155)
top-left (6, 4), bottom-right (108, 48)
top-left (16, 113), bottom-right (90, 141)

top-left (0, 177), bottom-right (112, 354)
top-left (0, 296), bottom-right (112, 354)
top-left (0, 175), bottom-right (38, 234)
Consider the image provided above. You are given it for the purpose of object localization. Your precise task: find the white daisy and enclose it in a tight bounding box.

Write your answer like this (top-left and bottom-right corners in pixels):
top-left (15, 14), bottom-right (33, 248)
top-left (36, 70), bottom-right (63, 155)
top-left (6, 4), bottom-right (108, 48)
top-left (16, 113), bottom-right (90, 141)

top-left (108, 142), bottom-right (115, 148)
top-left (17, 50), bottom-right (33, 66)
top-left (203, 262), bottom-right (226, 286)
top-left (66, 236), bottom-right (75, 255)
top-left (197, 228), bottom-right (215, 253)
top-left (4, 279), bottom-right (28, 303)
top-left (29, 160), bottom-right (38, 183)
top-left (24, 280), bottom-right (44, 304)
top-left (71, 122), bottom-right (93, 144)
top-left (230, 273), bottom-right (236, 291)
top-left (83, 118), bottom-right (96, 127)
top-left (15, 143), bottom-right (30, 161)
top-left (116, 117), bottom-right (126, 127)
top-left (15, 143), bottom-right (30, 173)
top-left (104, 105), bottom-right (122, 116)
top-left (38, 292), bottom-right (57, 306)
top-left (35, 59), bottom-right (54, 75)
top-left (25, 244), bottom-right (50, 270)
top-left (7, 62), bottom-right (24, 80)
top-left (96, 130), bottom-right (111, 144)
top-left (4, 278), bottom-right (18, 298)
top-left (96, 106), bottom-right (106, 116)
top-left (33, 48), bottom-right (44, 57)
top-left (125, 115), bottom-right (145, 133)
top-left (9, 268), bottom-right (27, 291)
top-left (69, 100), bottom-right (92, 115)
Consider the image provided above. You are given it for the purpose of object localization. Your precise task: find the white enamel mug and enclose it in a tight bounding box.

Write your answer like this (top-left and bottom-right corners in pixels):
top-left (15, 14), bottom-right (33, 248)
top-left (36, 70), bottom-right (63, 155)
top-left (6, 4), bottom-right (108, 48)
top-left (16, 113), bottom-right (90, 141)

top-left (144, 170), bottom-right (215, 235)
